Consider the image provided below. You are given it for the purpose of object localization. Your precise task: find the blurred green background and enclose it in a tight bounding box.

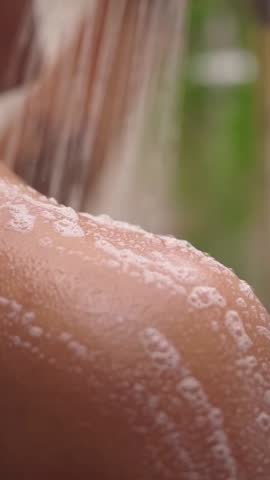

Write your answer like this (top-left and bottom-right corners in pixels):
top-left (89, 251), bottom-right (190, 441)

top-left (178, 0), bottom-right (270, 306)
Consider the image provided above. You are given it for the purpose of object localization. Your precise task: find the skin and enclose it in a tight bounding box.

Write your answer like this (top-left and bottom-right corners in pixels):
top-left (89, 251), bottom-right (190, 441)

top-left (0, 162), bottom-right (270, 479)
top-left (0, 2), bottom-right (270, 477)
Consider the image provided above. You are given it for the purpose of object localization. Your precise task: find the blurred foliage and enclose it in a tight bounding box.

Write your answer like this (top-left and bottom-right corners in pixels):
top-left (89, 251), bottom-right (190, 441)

top-left (178, 0), bottom-right (261, 290)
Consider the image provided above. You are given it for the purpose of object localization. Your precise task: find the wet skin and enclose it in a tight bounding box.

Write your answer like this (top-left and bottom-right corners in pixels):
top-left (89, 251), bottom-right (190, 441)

top-left (0, 163), bottom-right (270, 479)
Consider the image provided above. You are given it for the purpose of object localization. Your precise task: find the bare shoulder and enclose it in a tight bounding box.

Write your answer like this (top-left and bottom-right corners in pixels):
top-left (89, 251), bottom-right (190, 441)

top-left (91, 224), bottom-right (270, 479)
top-left (0, 168), bottom-right (269, 479)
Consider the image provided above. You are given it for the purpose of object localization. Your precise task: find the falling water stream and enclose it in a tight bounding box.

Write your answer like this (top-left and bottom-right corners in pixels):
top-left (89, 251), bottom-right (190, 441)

top-left (0, 0), bottom-right (187, 233)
